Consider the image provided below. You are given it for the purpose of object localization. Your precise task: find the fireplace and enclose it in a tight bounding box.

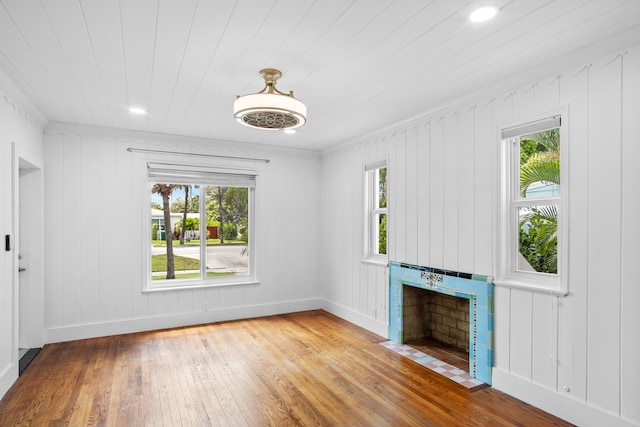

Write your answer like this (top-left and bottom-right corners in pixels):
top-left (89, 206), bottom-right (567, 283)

top-left (388, 262), bottom-right (494, 385)
top-left (402, 286), bottom-right (470, 365)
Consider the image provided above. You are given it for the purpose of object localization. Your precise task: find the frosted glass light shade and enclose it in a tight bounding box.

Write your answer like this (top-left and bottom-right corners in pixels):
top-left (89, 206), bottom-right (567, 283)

top-left (234, 93), bottom-right (307, 130)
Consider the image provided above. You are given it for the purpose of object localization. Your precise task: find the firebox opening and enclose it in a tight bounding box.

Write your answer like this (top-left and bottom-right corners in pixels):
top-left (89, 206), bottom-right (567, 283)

top-left (402, 285), bottom-right (470, 372)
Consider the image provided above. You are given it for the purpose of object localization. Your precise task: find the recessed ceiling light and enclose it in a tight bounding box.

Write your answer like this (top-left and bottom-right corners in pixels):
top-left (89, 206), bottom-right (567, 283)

top-left (283, 129), bottom-right (296, 135)
top-left (470, 6), bottom-right (499, 23)
top-left (128, 107), bottom-right (147, 115)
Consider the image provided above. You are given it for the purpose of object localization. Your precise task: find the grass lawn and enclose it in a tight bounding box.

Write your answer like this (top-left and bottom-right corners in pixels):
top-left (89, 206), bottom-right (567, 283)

top-left (152, 239), bottom-right (246, 247)
top-left (151, 254), bottom-right (233, 280)
top-left (152, 254), bottom-right (199, 272)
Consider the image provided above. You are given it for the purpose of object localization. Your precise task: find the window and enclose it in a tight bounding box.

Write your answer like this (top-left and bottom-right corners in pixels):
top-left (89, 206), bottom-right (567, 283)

top-left (364, 160), bottom-right (388, 262)
top-left (147, 163), bottom-right (256, 290)
top-left (497, 113), bottom-right (566, 294)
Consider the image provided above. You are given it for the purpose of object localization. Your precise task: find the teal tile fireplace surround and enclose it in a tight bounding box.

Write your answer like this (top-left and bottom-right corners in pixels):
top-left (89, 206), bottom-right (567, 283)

top-left (388, 261), bottom-right (494, 385)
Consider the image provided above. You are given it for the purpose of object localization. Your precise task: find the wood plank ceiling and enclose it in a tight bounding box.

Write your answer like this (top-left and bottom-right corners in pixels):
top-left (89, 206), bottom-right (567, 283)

top-left (0, 0), bottom-right (638, 150)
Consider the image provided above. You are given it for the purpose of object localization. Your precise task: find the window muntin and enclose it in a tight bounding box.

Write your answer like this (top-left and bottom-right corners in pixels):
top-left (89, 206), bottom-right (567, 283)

top-left (365, 161), bottom-right (388, 260)
top-left (498, 114), bottom-right (565, 293)
top-left (147, 163), bottom-right (256, 290)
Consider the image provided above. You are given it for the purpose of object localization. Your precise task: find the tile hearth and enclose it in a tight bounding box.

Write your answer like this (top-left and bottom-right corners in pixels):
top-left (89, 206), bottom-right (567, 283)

top-left (379, 340), bottom-right (485, 390)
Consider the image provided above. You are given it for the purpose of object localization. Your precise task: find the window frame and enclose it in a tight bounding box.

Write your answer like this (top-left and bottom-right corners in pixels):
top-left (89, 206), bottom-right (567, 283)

top-left (144, 162), bottom-right (258, 292)
top-left (363, 159), bottom-right (388, 264)
top-left (496, 109), bottom-right (568, 295)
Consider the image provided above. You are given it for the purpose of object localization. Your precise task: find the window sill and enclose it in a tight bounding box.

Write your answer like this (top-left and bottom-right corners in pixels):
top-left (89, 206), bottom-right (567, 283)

top-left (361, 258), bottom-right (388, 267)
top-left (143, 279), bottom-right (260, 293)
top-left (493, 277), bottom-right (568, 296)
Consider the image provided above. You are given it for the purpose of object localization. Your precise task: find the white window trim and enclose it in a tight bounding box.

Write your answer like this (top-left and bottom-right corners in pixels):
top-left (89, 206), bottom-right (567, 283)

top-left (143, 161), bottom-right (258, 292)
top-left (495, 108), bottom-right (569, 296)
top-left (363, 158), bottom-right (388, 265)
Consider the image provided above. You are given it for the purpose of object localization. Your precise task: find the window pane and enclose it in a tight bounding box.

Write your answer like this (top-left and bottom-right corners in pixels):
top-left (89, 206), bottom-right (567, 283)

top-left (518, 205), bottom-right (558, 274)
top-left (519, 128), bottom-right (560, 200)
top-left (204, 185), bottom-right (249, 277)
top-left (150, 184), bottom-right (202, 281)
top-left (365, 161), bottom-right (387, 260)
top-left (377, 167), bottom-right (387, 209)
top-left (377, 213), bottom-right (387, 255)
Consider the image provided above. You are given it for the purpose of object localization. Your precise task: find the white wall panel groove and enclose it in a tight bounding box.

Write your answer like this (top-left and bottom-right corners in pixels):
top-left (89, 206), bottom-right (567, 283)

top-left (416, 121), bottom-right (430, 267)
top-left (429, 118), bottom-right (444, 269)
top-left (586, 55), bottom-right (623, 413)
top-left (443, 113), bottom-right (458, 271)
top-left (557, 63), bottom-right (589, 403)
top-left (474, 102), bottom-right (494, 276)
top-left (457, 108), bottom-right (475, 274)
top-left (394, 131), bottom-right (407, 264)
top-left (620, 48), bottom-right (640, 424)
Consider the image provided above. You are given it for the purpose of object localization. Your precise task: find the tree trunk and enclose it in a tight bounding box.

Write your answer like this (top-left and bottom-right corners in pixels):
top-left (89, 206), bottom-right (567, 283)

top-left (180, 185), bottom-right (189, 245)
top-left (162, 192), bottom-right (175, 279)
top-left (217, 187), bottom-right (225, 244)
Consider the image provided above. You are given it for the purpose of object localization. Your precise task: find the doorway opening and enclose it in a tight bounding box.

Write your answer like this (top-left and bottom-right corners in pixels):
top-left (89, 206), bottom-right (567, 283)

top-left (15, 153), bottom-right (44, 375)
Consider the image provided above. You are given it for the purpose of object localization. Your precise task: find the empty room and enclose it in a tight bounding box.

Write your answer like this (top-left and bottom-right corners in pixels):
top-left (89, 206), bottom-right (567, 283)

top-left (0, 1), bottom-right (639, 426)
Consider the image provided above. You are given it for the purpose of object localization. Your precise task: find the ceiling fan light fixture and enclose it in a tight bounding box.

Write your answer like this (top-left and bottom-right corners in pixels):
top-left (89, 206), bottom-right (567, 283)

top-left (234, 68), bottom-right (307, 131)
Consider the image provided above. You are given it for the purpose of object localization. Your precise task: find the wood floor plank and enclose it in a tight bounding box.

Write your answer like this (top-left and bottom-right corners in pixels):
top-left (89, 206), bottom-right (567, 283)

top-left (240, 318), bottom-right (344, 426)
top-left (205, 325), bottom-right (259, 426)
top-left (281, 312), bottom-right (465, 426)
top-left (0, 310), bottom-right (573, 426)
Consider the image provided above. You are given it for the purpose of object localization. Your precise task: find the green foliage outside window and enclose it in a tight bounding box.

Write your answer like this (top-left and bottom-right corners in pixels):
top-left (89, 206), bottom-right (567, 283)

top-left (519, 206), bottom-right (558, 273)
top-left (175, 217), bottom-right (200, 232)
top-left (518, 129), bottom-right (559, 274)
top-left (378, 167), bottom-right (387, 208)
top-left (366, 163), bottom-right (387, 258)
top-left (378, 167), bottom-right (387, 255)
top-left (379, 214), bottom-right (387, 255)
top-left (223, 222), bottom-right (238, 241)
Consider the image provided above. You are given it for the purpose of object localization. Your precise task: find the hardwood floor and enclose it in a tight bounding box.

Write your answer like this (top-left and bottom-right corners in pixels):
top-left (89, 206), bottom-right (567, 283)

top-left (0, 310), bottom-right (572, 426)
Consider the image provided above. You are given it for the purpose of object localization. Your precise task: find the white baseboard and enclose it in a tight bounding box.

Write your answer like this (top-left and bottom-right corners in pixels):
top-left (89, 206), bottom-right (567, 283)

top-left (321, 299), bottom-right (388, 338)
top-left (492, 368), bottom-right (639, 427)
top-left (0, 362), bottom-right (18, 401)
top-left (44, 298), bottom-right (323, 344)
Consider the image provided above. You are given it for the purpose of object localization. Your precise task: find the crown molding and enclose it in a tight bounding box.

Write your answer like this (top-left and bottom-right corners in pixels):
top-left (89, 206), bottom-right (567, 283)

top-left (0, 67), bottom-right (48, 129)
top-left (45, 122), bottom-right (322, 160)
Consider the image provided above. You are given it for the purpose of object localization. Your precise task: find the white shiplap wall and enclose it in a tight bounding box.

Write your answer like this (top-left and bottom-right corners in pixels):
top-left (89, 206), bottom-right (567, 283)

top-left (321, 44), bottom-right (640, 426)
top-left (42, 129), bottom-right (323, 342)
